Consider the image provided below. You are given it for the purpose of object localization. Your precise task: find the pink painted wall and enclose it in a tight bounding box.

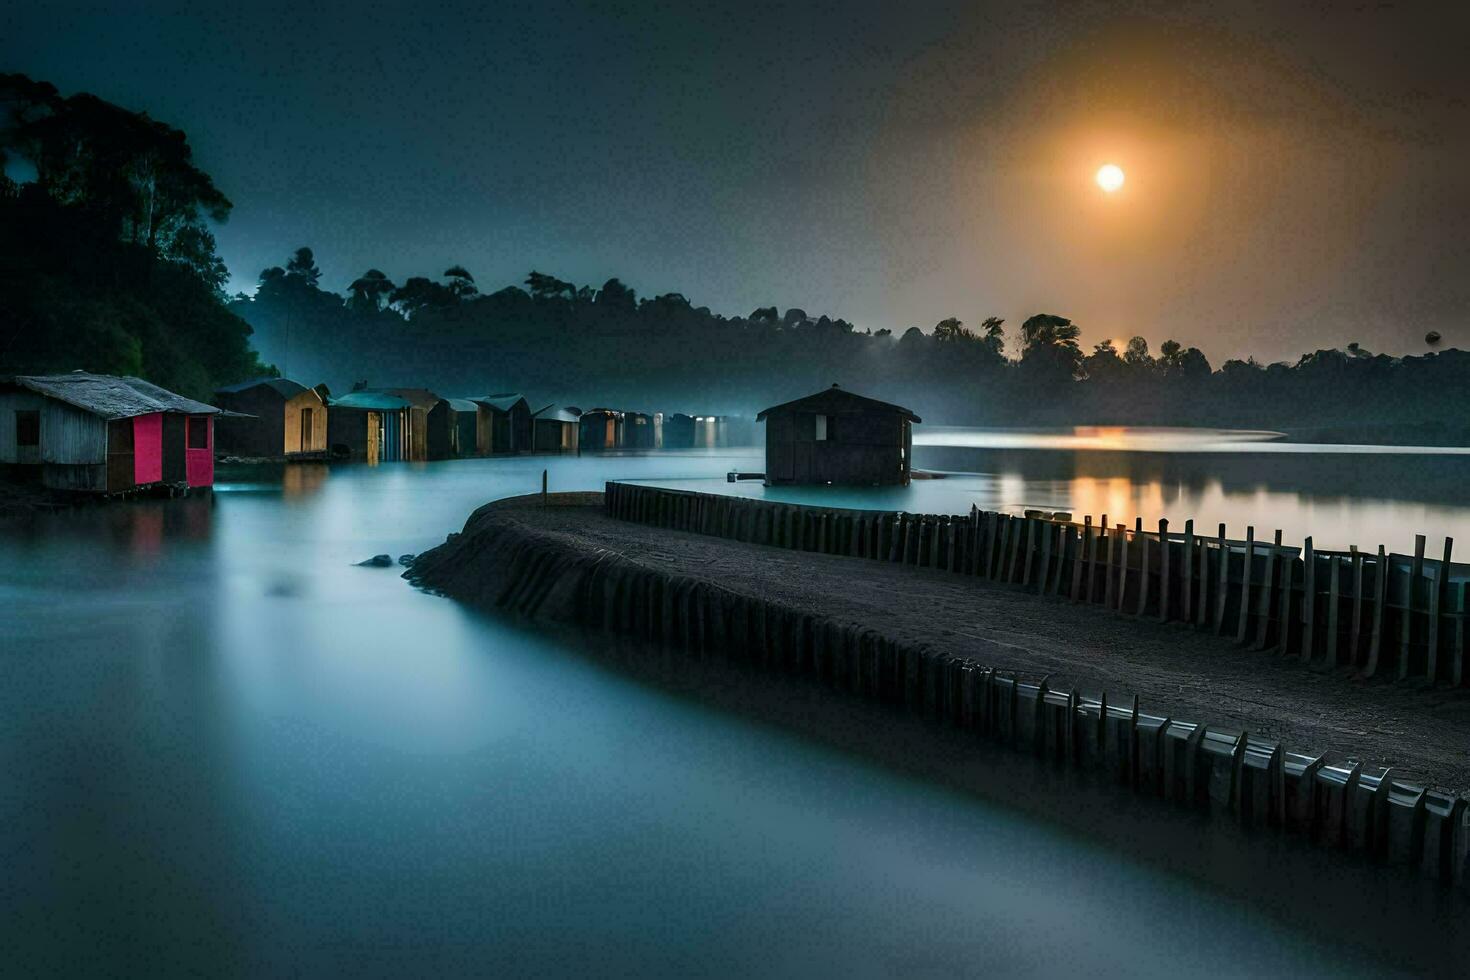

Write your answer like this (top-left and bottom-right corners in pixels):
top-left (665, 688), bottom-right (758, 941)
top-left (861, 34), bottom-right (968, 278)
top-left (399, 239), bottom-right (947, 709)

top-left (133, 412), bottom-right (163, 485)
top-left (186, 416), bottom-right (214, 487)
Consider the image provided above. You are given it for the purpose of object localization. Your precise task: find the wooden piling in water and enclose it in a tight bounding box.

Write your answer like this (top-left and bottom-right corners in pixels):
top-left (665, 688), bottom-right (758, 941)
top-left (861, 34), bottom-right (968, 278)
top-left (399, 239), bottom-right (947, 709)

top-left (1428, 538), bottom-right (1451, 685)
top-left (1300, 537), bottom-right (1315, 663)
top-left (1366, 545), bottom-right (1388, 678)
top-left (1214, 524), bottom-right (1229, 634)
top-left (1400, 535), bottom-right (1426, 682)
top-left (1237, 526), bottom-right (1255, 645)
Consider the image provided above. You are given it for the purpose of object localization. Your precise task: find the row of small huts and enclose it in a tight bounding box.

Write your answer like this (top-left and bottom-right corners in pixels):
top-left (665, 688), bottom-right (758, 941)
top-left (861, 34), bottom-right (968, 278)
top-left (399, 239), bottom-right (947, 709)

top-left (3, 372), bottom-right (919, 492)
top-left (211, 378), bottom-right (751, 464)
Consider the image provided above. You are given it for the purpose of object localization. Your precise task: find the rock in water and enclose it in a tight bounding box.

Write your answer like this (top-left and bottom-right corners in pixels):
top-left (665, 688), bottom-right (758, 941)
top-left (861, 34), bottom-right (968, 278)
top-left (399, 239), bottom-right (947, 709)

top-left (398, 554), bottom-right (416, 567)
top-left (356, 554), bottom-right (393, 567)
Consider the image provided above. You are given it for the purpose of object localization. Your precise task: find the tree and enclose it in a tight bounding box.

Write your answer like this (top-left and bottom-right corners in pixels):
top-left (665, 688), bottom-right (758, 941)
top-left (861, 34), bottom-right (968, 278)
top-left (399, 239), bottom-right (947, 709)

top-left (1018, 313), bottom-right (1083, 382)
top-left (933, 317), bottom-right (975, 343)
top-left (285, 246), bottom-right (320, 286)
top-left (444, 265), bottom-right (477, 299)
top-left (347, 268), bottom-right (396, 313)
top-left (1123, 336), bottom-right (1153, 368)
top-left (389, 276), bottom-right (455, 317)
top-left (597, 277), bottom-right (637, 311)
top-left (525, 270), bottom-right (574, 301)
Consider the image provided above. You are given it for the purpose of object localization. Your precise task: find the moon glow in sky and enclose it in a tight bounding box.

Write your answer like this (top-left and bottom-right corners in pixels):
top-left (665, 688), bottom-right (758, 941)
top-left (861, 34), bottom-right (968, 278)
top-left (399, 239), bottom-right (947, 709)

top-left (1096, 164), bottom-right (1125, 193)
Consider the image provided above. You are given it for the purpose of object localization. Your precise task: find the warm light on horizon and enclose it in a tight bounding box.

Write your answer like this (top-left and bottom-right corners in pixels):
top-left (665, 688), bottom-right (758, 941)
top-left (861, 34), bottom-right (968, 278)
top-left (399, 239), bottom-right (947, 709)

top-left (1096, 163), bottom-right (1125, 193)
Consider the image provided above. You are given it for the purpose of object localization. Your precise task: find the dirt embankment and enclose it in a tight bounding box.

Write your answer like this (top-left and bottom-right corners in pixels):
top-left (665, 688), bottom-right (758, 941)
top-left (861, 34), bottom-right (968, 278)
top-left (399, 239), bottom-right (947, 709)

top-left (409, 492), bottom-right (1470, 792)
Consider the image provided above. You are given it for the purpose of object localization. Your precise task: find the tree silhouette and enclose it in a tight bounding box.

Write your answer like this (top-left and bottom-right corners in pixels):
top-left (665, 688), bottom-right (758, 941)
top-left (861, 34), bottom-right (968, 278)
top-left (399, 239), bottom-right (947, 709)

top-left (347, 269), bottom-right (396, 312)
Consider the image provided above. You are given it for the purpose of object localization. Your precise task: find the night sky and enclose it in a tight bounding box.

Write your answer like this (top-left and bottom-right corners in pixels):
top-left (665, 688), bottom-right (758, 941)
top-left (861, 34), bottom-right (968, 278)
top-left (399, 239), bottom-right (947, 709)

top-left (5, 1), bottom-right (1467, 363)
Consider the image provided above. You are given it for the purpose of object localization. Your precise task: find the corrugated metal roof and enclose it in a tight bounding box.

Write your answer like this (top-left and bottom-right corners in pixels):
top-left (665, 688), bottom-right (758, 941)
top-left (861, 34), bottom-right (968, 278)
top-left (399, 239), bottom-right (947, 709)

top-left (384, 387), bottom-right (444, 409)
top-left (214, 376), bottom-right (308, 398)
top-left (533, 404), bottom-right (580, 423)
top-left (756, 384), bottom-right (920, 423)
top-left (3, 372), bottom-right (220, 420)
top-left (329, 390), bottom-right (411, 410)
top-left (468, 393), bottom-right (527, 412)
top-left (120, 377), bottom-right (221, 415)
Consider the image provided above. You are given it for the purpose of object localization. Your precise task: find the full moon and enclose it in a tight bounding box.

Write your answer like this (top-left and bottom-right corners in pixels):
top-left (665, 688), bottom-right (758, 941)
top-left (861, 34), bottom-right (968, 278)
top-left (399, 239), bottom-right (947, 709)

top-left (1096, 163), bottom-right (1125, 193)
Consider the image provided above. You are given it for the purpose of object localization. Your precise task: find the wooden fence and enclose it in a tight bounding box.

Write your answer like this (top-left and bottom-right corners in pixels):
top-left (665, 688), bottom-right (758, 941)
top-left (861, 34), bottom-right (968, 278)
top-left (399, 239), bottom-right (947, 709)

top-left (604, 481), bottom-right (1469, 687)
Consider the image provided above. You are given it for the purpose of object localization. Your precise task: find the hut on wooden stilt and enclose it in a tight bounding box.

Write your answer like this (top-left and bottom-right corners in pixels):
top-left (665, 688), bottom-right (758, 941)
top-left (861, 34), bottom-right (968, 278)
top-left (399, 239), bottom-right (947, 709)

top-left (757, 384), bottom-right (919, 486)
top-left (213, 377), bottom-right (328, 458)
top-left (1, 372), bottom-right (219, 492)
top-left (531, 405), bottom-right (580, 453)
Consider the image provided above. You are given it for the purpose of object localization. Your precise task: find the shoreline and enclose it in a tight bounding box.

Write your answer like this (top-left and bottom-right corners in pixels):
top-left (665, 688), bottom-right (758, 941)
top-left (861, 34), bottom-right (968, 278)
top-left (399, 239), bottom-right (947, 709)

top-left (407, 491), bottom-right (1470, 894)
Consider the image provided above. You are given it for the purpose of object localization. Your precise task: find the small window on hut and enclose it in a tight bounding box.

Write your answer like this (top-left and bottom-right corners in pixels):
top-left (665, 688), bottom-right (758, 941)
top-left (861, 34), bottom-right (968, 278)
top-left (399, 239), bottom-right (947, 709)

top-left (15, 410), bottom-right (39, 447)
top-left (188, 416), bottom-right (209, 449)
top-left (814, 414), bottom-right (833, 441)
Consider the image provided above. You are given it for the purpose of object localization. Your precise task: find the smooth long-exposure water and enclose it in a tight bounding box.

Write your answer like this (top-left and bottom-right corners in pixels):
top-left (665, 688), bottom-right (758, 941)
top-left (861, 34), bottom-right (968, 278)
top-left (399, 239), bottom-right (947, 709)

top-left (4, 434), bottom-right (1468, 975)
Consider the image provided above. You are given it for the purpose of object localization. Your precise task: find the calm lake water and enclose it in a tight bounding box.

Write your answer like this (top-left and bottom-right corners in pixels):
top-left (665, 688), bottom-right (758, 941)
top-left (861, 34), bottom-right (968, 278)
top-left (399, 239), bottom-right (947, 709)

top-left (3, 431), bottom-right (1467, 975)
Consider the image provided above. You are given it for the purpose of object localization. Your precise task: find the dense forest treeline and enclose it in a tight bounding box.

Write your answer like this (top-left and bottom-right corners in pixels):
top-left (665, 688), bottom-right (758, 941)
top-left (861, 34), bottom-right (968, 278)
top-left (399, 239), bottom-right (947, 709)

top-left (3, 73), bottom-right (1466, 440)
top-left (0, 74), bottom-right (267, 398)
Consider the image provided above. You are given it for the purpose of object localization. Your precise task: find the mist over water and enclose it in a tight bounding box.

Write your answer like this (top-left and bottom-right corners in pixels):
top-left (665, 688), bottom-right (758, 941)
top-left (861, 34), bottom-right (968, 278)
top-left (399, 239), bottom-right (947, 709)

top-left (4, 434), bottom-right (1468, 974)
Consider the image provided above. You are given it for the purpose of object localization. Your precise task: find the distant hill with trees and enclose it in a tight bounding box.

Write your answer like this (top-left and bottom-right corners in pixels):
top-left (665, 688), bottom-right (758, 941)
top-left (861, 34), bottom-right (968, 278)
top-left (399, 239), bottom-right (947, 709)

top-left (4, 73), bottom-right (1466, 442)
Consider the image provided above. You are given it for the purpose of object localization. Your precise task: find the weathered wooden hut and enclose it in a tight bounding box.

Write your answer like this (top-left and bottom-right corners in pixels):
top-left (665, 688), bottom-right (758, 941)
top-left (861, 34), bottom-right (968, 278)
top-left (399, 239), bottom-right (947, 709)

top-left (1, 372), bottom-right (218, 492)
top-left (757, 384), bottom-right (920, 486)
top-left (531, 405), bottom-right (580, 453)
top-left (425, 398), bottom-right (480, 459)
top-left (384, 388), bottom-right (445, 462)
top-left (213, 377), bottom-right (328, 458)
top-left (625, 411), bottom-right (656, 449)
top-left (663, 413), bottom-right (696, 449)
top-left (578, 408), bottom-right (623, 451)
top-left (326, 390), bottom-right (415, 463)
top-left (468, 394), bottom-right (532, 454)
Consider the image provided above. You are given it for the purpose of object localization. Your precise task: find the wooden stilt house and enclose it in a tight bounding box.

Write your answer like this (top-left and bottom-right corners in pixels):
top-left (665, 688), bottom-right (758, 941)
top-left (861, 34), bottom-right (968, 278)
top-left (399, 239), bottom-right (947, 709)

top-left (1, 372), bottom-right (219, 492)
top-left (531, 405), bottom-right (580, 453)
top-left (326, 390), bottom-right (415, 463)
top-left (757, 384), bottom-right (919, 486)
top-left (213, 377), bottom-right (328, 458)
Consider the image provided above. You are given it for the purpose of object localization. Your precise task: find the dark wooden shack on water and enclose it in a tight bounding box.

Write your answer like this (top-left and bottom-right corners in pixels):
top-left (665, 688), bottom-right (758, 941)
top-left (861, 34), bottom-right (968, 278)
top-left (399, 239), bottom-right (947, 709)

top-left (213, 377), bottom-right (328, 458)
top-left (1, 372), bottom-right (218, 492)
top-left (757, 384), bottom-right (919, 486)
top-left (429, 398), bottom-right (481, 459)
top-left (532, 405), bottom-right (580, 453)
top-left (468, 394), bottom-right (532, 454)
top-left (326, 390), bottom-right (415, 463)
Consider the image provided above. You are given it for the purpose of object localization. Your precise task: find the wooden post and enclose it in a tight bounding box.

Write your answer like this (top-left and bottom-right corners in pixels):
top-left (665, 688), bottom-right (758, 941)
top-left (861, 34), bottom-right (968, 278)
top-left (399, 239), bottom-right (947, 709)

top-left (1021, 518), bottom-right (1037, 586)
top-left (1104, 525), bottom-right (1117, 609)
top-left (1455, 581), bottom-right (1467, 688)
top-left (1214, 524), bottom-right (1229, 633)
top-left (1299, 536), bottom-right (1315, 663)
top-left (1349, 546), bottom-right (1364, 668)
top-left (1039, 521), bottom-right (1053, 595)
top-left (1365, 545), bottom-right (1387, 678)
top-left (1156, 518), bottom-right (1170, 622)
top-left (1179, 519), bottom-right (1192, 625)
top-left (1236, 525), bottom-right (1255, 645)
top-left (1197, 526), bottom-right (1210, 628)
top-left (1252, 531), bottom-right (1279, 650)
top-left (995, 517), bottom-right (1012, 582)
top-left (1326, 552), bottom-right (1341, 666)
top-left (1008, 516), bottom-right (1026, 584)
top-left (1051, 524), bottom-right (1068, 595)
top-left (1276, 544), bottom-right (1294, 655)
top-left (1400, 534), bottom-right (1425, 681)
top-left (1136, 521), bottom-right (1152, 616)
top-left (1075, 517), bottom-right (1092, 602)
top-left (1114, 523), bottom-right (1128, 612)
top-left (1428, 538), bottom-right (1451, 685)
